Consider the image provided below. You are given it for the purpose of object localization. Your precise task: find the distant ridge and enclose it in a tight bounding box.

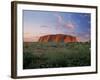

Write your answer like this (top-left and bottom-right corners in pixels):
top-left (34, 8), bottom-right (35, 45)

top-left (38, 34), bottom-right (77, 43)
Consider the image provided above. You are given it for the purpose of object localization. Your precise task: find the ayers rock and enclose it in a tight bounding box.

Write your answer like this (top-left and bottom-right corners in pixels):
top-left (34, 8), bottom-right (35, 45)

top-left (38, 34), bottom-right (77, 43)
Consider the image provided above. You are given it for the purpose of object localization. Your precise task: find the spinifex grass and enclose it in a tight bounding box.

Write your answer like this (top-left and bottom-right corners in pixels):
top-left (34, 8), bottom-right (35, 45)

top-left (23, 42), bottom-right (90, 69)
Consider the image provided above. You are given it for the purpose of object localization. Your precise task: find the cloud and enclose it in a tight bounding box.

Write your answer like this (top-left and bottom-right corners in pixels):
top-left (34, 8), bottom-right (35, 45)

top-left (76, 32), bottom-right (90, 42)
top-left (64, 21), bottom-right (75, 30)
top-left (38, 32), bottom-right (50, 36)
top-left (40, 25), bottom-right (48, 27)
top-left (54, 14), bottom-right (63, 24)
top-left (54, 13), bottom-right (76, 31)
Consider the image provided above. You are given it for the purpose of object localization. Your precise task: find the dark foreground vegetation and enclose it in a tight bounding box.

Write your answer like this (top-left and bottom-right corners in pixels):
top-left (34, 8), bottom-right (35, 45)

top-left (23, 42), bottom-right (91, 69)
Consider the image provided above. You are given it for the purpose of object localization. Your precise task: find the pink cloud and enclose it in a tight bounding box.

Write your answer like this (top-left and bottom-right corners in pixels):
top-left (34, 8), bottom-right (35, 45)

top-left (54, 13), bottom-right (76, 31)
top-left (64, 21), bottom-right (75, 30)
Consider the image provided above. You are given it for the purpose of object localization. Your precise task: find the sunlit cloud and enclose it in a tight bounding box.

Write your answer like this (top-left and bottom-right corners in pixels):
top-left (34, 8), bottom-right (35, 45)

top-left (64, 21), bottom-right (75, 30)
top-left (54, 13), bottom-right (76, 31)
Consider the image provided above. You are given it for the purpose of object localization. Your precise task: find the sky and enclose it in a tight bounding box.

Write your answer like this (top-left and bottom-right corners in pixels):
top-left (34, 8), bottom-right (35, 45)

top-left (23, 10), bottom-right (91, 42)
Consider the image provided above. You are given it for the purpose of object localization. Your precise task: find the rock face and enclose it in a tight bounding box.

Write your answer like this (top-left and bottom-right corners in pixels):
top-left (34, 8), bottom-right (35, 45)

top-left (38, 34), bottom-right (77, 43)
